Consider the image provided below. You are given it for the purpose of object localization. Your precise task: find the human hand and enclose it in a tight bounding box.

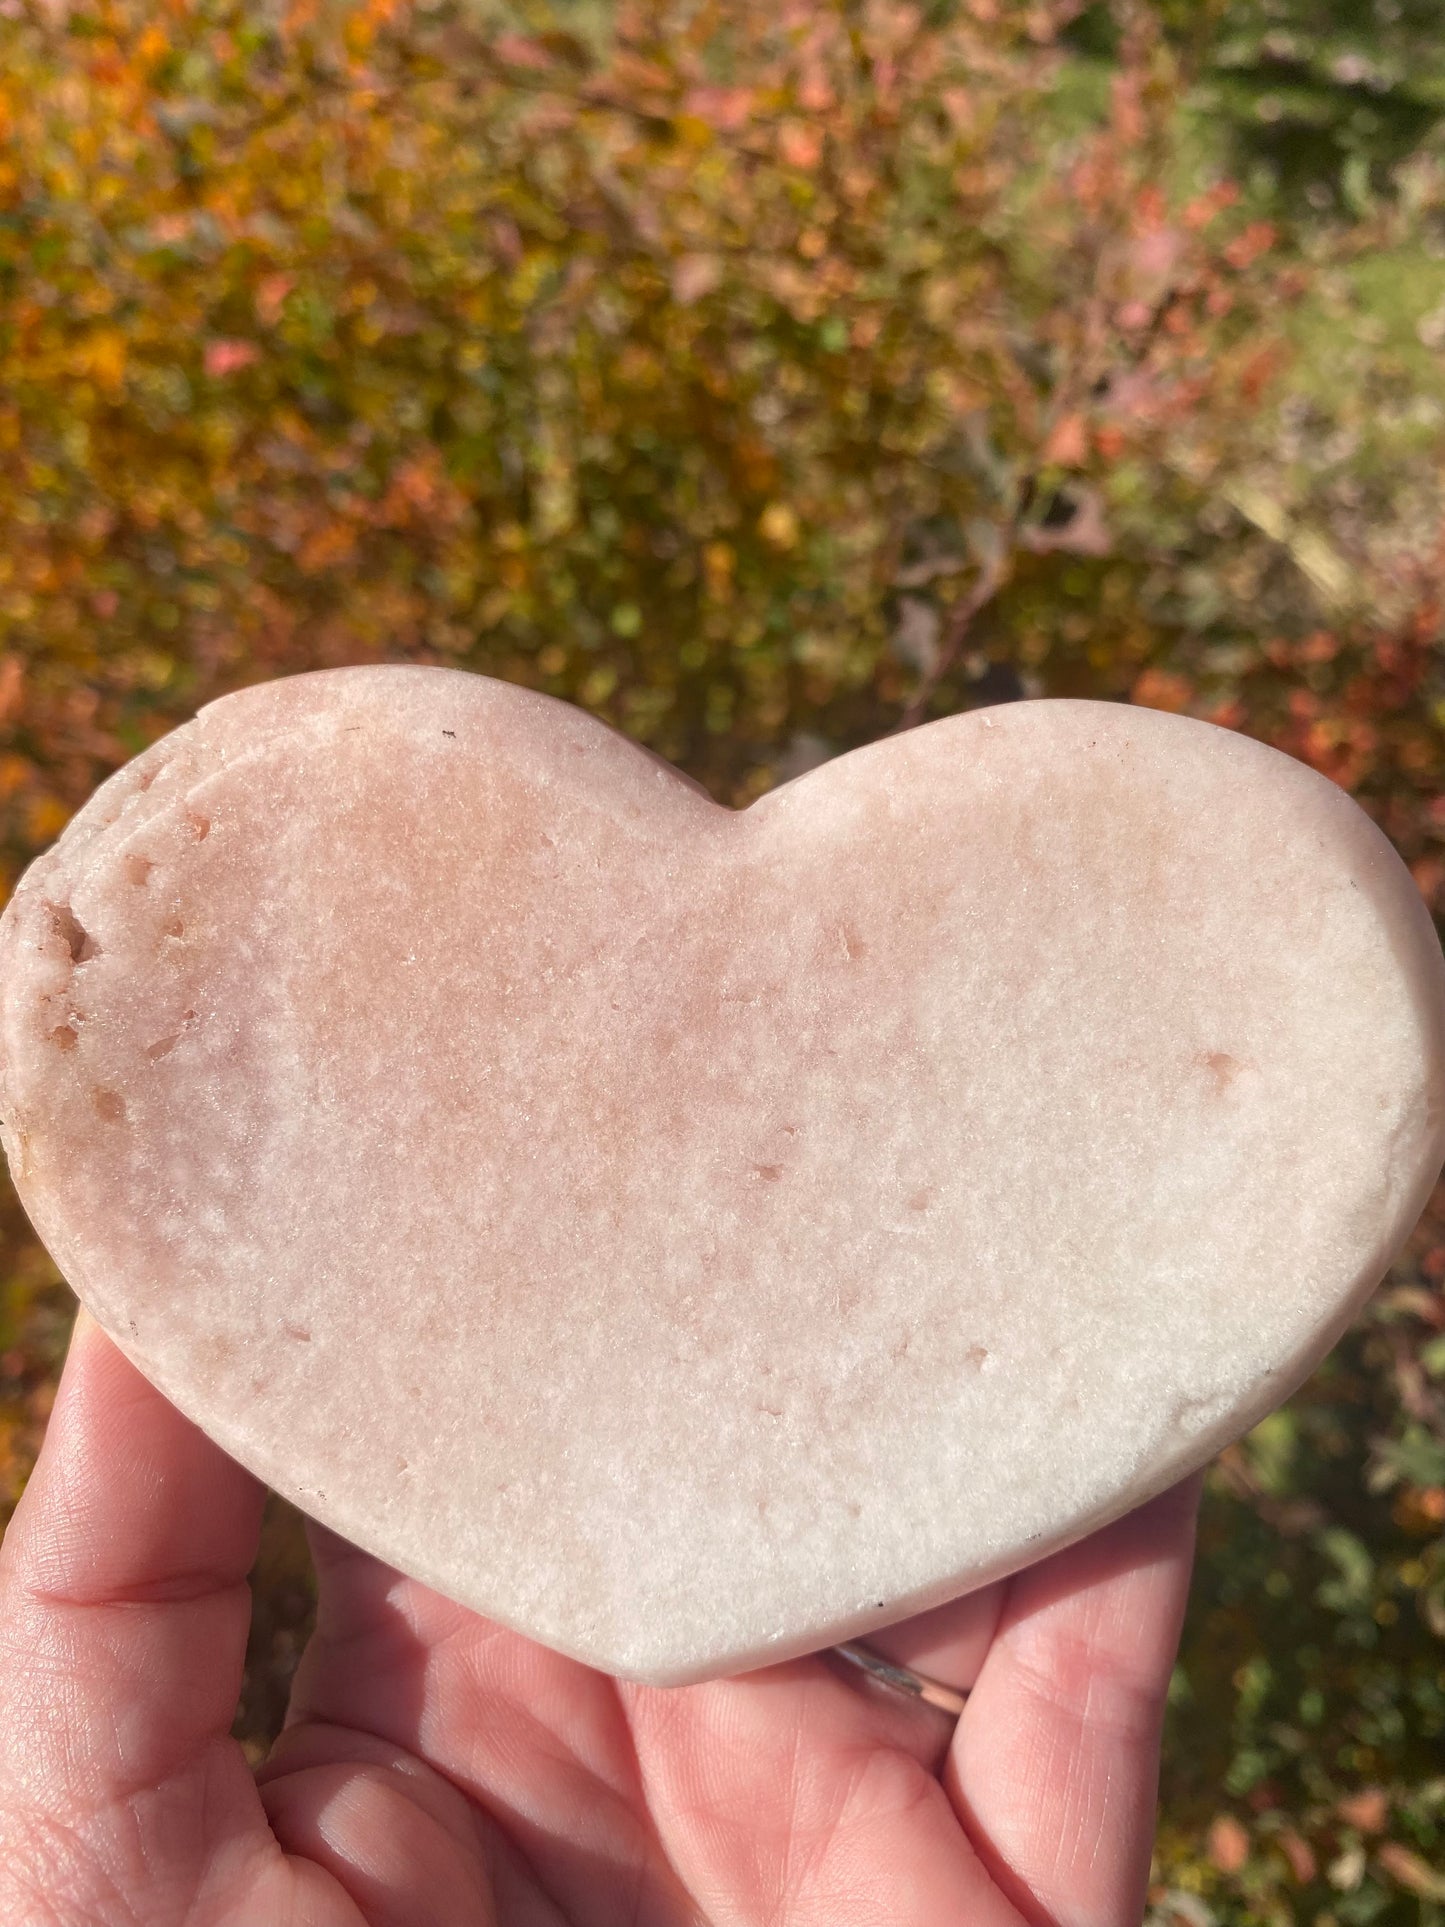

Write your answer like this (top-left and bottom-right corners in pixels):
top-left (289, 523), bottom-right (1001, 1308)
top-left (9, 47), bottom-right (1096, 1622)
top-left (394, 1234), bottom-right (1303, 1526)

top-left (0, 1309), bottom-right (1201, 1926)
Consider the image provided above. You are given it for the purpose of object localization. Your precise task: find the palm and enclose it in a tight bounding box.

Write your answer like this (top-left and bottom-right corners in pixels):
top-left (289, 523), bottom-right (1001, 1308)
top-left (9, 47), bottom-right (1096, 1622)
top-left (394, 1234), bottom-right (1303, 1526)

top-left (0, 1315), bottom-right (1201, 1927)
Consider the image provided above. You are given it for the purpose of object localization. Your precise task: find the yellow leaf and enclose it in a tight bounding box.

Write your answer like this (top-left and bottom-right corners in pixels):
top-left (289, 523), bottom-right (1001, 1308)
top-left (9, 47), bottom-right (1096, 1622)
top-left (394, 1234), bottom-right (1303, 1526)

top-left (24, 796), bottom-right (71, 847)
top-left (85, 329), bottom-right (127, 396)
top-left (759, 503), bottom-right (800, 549)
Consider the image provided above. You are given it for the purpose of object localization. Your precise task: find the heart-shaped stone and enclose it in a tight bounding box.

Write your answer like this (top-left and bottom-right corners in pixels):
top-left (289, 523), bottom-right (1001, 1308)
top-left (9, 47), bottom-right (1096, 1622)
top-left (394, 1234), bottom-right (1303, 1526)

top-left (2, 668), bottom-right (1442, 1683)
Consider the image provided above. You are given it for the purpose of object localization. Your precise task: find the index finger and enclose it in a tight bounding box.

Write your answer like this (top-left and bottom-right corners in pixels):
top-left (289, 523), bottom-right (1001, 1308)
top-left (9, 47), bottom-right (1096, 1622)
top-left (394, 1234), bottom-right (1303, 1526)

top-left (0, 1309), bottom-right (272, 1910)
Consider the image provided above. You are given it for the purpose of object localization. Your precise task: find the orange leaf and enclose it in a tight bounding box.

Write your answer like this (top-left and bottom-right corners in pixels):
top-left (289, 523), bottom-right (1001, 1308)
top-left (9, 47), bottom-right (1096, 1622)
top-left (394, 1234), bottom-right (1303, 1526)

top-left (255, 274), bottom-right (296, 326)
top-left (297, 521), bottom-right (359, 574)
top-left (1183, 180), bottom-right (1241, 229)
top-left (1043, 414), bottom-right (1088, 467)
top-left (1207, 1815), bottom-right (1250, 1875)
top-left (1132, 667), bottom-right (1193, 714)
top-left (1224, 221), bottom-right (1277, 271)
top-left (0, 653), bottom-right (23, 724)
top-left (797, 68), bottom-right (835, 113)
top-left (84, 329), bottom-right (128, 396)
top-left (778, 121), bottom-right (823, 170)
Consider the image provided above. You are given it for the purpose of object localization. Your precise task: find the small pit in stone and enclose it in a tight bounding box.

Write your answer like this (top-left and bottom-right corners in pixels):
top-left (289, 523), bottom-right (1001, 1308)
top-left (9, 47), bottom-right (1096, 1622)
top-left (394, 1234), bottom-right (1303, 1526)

top-left (48, 1024), bottom-right (78, 1052)
top-left (45, 901), bottom-right (98, 964)
top-left (838, 922), bottom-right (867, 963)
top-left (144, 1010), bottom-right (197, 1060)
top-left (185, 811), bottom-right (210, 841)
top-left (92, 1089), bottom-right (125, 1123)
top-left (123, 855), bottom-right (154, 888)
top-left (1197, 1049), bottom-right (1242, 1093)
top-left (964, 1345), bottom-right (989, 1369)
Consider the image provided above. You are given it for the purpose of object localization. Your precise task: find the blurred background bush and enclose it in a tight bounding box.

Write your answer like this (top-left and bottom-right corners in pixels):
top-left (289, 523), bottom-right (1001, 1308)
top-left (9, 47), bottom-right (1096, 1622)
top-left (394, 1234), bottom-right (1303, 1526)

top-left (0, 0), bottom-right (1443, 1918)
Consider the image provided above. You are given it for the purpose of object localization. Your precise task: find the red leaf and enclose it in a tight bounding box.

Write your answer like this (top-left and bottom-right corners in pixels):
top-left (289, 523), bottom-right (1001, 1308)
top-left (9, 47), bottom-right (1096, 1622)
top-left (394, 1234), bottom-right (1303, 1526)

top-left (1279, 1830), bottom-right (1317, 1884)
top-left (204, 339), bottom-right (260, 378)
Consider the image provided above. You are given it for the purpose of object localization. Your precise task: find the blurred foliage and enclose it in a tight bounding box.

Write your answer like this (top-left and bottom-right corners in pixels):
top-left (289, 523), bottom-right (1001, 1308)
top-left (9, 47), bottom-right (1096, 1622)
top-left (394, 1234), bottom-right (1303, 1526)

top-left (0, 0), bottom-right (1442, 1919)
top-left (1070, 0), bottom-right (1445, 217)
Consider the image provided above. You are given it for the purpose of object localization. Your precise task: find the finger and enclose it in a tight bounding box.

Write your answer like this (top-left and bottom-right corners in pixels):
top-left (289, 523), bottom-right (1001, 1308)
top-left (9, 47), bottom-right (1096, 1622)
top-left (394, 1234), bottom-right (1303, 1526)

top-left (258, 1726), bottom-right (507, 1927)
top-left (622, 1662), bottom-right (1031, 1926)
top-left (291, 1524), bottom-right (1017, 1926)
top-left (860, 1578), bottom-right (1006, 1694)
top-left (0, 1309), bottom-right (281, 1914)
top-left (283, 1521), bottom-right (699, 1927)
top-left (818, 1585), bottom-right (1001, 1780)
top-left (945, 1474), bottom-right (1204, 1927)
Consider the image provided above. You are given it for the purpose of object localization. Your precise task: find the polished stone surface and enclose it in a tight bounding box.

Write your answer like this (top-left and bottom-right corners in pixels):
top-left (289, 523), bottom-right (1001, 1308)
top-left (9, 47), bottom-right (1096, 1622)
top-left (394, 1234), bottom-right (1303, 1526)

top-left (2, 668), bottom-right (1442, 1682)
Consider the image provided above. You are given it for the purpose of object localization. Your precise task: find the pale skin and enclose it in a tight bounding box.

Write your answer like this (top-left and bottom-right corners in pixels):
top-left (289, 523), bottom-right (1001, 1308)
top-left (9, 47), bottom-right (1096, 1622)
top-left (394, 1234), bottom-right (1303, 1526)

top-left (0, 1308), bottom-right (1203, 1927)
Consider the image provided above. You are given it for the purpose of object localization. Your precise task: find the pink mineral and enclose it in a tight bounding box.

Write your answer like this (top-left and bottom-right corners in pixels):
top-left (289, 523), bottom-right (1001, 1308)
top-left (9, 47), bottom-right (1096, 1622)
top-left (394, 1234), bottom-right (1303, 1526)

top-left (0, 668), bottom-right (1441, 1683)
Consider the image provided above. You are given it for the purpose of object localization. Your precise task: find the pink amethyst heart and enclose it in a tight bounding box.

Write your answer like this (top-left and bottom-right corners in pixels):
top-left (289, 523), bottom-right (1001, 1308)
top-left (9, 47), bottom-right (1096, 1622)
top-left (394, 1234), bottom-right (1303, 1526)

top-left (1, 668), bottom-right (1442, 1682)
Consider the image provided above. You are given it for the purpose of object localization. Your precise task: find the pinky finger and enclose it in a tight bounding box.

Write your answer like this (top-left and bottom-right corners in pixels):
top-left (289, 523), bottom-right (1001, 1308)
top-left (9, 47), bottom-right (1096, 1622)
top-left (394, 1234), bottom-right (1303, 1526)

top-left (944, 1474), bottom-right (1204, 1927)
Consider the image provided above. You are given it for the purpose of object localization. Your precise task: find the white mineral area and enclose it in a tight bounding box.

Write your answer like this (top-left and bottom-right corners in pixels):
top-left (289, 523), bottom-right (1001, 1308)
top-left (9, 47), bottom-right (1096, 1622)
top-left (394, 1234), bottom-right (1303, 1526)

top-left (1, 668), bottom-right (1442, 1682)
